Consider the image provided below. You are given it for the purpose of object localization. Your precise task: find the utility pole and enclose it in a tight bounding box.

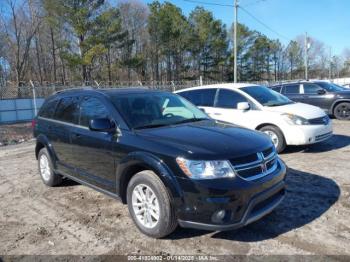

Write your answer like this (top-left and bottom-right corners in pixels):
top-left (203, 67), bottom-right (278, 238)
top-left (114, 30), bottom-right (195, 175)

top-left (304, 32), bottom-right (310, 80)
top-left (234, 0), bottom-right (238, 83)
top-left (329, 47), bottom-right (332, 79)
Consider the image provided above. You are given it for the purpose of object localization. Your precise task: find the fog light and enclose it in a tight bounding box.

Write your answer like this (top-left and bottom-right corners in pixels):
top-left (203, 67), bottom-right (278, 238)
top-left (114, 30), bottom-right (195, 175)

top-left (212, 209), bottom-right (226, 223)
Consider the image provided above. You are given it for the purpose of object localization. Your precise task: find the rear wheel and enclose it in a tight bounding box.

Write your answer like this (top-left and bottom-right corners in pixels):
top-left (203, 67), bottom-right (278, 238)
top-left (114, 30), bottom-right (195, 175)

top-left (38, 148), bottom-right (62, 186)
top-left (259, 125), bottom-right (286, 153)
top-left (127, 170), bottom-right (177, 238)
top-left (333, 102), bottom-right (350, 120)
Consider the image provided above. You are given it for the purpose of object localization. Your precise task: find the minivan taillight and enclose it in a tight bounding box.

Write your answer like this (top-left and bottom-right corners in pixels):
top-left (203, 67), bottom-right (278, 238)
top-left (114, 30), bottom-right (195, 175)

top-left (31, 119), bottom-right (37, 129)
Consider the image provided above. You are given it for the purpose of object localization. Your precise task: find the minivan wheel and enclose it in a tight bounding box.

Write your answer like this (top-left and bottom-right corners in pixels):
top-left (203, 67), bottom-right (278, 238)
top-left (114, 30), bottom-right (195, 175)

top-left (334, 102), bottom-right (350, 120)
top-left (127, 170), bottom-right (177, 238)
top-left (259, 125), bottom-right (286, 153)
top-left (38, 148), bottom-right (62, 186)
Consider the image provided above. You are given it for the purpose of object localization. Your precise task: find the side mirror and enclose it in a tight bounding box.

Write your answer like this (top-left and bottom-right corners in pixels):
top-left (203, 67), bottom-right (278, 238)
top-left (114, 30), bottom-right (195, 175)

top-left (89, 118), bottom-right (115, 132)
top-left (237, 102), bottom-right (250, 111)
top-left (317, 89), bottom-right (326, 95)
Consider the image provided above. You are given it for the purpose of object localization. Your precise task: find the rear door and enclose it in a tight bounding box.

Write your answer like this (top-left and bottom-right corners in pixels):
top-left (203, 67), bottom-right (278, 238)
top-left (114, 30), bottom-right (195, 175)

top-left (211, 88), bottom-right (261, 129)
top-left (46, 96), bottom-right (80, 176)
top-left (281, 84), bottom-right (303, 102)
top-left (70, 96), bottom-right (116, 192)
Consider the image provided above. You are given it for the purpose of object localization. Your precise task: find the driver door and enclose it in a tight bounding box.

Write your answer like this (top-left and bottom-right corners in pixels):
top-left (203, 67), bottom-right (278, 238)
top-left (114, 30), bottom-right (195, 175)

top-left (211, 89), bottom-right (260, 129)
top-left (301, 83), bottom-right (330, 110)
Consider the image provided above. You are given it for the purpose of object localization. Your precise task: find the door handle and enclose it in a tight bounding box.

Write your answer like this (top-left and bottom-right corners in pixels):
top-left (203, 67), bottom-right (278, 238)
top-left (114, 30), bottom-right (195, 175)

top-left (71, 133), bottom-right (81, 138)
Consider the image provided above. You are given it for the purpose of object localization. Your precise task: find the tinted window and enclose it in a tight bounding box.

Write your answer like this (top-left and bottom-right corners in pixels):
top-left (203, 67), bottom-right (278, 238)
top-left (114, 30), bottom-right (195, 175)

top-left (303, 83), bottom-right (323, 94)
top-left (316, 82), bottom-right (345, 92)
top-left (54, 97), bottom-right (79, 124)
top-left (284, 84), bottom-right (300, 94)
top-left (216, 89), bottom-right (247, 109)
top-left (80, 97), bottom-right (109, 127)
top-left (271, 86), bottom-right (282, 93)
top-left (179, 89), bottom-right (216, 107)
top-left (39, 99), bottom-right (59, 118)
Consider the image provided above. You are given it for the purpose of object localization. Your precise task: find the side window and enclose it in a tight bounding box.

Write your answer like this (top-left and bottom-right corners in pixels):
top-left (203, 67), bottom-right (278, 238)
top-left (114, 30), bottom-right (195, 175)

top-left (303, 83), bottom-right (323, 94)
top-left (79, 97), bottom-right (109, 127)
top-left (54, 97), bottom-right (79, 124)
top-left (216, 89), bottom-right (247, 109)
top-left (39, 99), bottom-right (59, 118)
top-left (283, 84), bottom-right (300, 94)
top-left (179, 89), bottom-right (216, 107)
top-left (271, 86), bottom-right (281, 93)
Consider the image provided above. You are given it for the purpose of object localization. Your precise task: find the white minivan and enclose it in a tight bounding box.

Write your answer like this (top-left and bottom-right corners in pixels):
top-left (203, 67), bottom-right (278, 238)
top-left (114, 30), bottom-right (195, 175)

top-left (175, 83), bottom-right (333, 152)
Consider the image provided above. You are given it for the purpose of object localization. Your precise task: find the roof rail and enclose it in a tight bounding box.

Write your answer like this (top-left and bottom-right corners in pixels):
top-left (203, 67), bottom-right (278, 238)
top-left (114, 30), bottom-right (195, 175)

top-left (54, 86), bottom-right (94, 95)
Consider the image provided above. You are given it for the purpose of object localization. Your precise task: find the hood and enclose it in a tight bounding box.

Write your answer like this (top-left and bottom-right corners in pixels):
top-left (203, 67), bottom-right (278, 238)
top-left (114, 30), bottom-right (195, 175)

top-left (264, 102), bottom-right (326, 119)
top-left (136, 120), bottom-right (272, 160)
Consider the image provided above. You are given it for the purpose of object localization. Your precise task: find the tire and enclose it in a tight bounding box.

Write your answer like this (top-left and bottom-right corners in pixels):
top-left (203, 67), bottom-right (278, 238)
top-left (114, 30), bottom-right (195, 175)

top-left (126, 170), bottom-right (177, 238)
top-left (259, 125), bottom-right (286, 153)
top-left (333, 102), bottom-right (350, 120)
top-left (37, 148), bottom-right (62, 186)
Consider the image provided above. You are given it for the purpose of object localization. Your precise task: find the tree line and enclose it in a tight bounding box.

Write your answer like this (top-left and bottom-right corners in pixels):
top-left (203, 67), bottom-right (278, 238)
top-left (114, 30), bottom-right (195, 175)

top-left (0, 0), bottom-right (349, 87)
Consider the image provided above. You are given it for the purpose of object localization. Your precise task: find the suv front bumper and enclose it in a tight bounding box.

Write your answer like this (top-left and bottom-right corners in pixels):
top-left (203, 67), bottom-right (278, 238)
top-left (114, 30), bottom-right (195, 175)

top-left (175, 159), bottom-right (287, 231)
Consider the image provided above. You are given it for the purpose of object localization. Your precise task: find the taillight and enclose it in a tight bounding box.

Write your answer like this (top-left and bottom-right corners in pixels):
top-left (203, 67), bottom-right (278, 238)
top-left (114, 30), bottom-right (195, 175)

top-left (31, 119), bottom-right (37, 129)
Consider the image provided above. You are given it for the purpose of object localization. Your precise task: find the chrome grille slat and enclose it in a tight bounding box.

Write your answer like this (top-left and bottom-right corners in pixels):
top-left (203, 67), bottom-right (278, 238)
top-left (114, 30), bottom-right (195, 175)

top-left (230, 147), bottom-right (278, 181)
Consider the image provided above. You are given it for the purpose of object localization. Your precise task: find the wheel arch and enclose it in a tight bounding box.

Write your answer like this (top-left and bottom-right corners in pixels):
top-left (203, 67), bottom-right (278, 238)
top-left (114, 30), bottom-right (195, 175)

top-left (35, 135), bottom-right (57, 169)
top-left (331, 99), bottom-right (350, 115)
top-left (116, 152), bottom-right (183, 205)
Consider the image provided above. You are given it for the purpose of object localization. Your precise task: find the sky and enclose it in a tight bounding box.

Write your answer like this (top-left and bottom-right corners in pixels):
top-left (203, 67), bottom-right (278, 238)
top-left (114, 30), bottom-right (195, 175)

top-left (144, 0), bottom-right (350, 56)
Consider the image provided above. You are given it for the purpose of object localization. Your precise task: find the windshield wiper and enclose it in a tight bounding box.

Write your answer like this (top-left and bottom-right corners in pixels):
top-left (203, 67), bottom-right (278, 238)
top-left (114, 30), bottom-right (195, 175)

top-left (172, 118), bottom-right (209, 125)
top-left (134, 123), bottom-right (169, 130)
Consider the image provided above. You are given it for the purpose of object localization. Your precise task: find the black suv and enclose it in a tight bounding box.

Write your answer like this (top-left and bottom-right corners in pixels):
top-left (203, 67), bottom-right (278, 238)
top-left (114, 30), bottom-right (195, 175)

top-left (271, 80), bottom-right (350, 120)
top-left (33, 88), bottom-right (286, 238)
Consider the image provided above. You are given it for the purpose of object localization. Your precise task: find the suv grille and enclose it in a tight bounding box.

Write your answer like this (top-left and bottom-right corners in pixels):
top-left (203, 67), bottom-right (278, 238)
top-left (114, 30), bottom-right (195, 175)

top-left (230, 147), bottom-right (278, 181)
top-left (309, 116), bottom-right (330, 125)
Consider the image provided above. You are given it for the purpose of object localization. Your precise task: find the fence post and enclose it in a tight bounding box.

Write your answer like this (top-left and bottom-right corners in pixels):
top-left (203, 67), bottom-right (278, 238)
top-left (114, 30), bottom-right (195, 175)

top-left (30, 80), bottom-right (37, 116)
top-left (199, 76), bottom-right (203, 86)
top-left (94, 80), bottom-right (100, 89)
top-left (171, 81), bottom-right (175, 92)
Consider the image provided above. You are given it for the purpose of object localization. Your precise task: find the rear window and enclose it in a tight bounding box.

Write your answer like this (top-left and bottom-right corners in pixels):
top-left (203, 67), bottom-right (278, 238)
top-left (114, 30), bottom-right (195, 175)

top-left (54, 96), bottom-right (80, 124)
top-left (38, 99), bottom-right (59, 118)
top-left (79, 97), bottom-right (109, 127)
top-left (178, 89), bottom-right (216, 107)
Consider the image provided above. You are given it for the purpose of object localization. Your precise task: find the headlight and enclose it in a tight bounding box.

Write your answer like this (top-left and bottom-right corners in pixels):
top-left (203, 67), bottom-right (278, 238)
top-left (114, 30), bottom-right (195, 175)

top-left (282, 113), bottom-right (309, 125)
top-left (176, 158), bottom-right (236, 179)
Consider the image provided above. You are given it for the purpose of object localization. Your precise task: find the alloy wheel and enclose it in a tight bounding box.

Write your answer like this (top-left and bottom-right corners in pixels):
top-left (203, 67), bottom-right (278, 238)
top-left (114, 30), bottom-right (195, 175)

top-left (131, 184), bottom-right (160, 228)
top-left (39, 154), bottom-right (51, 181)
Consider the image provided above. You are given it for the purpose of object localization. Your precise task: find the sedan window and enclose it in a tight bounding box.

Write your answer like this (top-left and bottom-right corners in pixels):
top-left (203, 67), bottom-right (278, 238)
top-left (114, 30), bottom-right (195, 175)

top-left (303, 83), bottom-right (323, 94)
top-left (178, 89), bottom-right (216, 107)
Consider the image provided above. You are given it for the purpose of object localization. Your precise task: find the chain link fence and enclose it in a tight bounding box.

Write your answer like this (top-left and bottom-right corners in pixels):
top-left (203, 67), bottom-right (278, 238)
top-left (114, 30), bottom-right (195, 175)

top-left (0, 80), bottom-right (226, 99)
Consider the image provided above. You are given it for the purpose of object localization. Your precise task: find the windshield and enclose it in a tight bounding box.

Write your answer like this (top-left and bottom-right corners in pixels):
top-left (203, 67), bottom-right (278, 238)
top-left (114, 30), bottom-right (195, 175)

top-left (111, 92), bottom-right (209, 129)
top-left (316, 82), bottom-right (346, 92)
top-left (241, 86), bottom-right (293, 107)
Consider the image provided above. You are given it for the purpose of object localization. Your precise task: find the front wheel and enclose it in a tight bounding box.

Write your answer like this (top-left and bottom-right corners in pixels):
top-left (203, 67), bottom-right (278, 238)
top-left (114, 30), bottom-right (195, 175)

top-left (127, 170), bottom-right (177, 238)
top-left (259, 125), bottom-right (286, 153)
top-left (334, 102), bottom-right (350, 120)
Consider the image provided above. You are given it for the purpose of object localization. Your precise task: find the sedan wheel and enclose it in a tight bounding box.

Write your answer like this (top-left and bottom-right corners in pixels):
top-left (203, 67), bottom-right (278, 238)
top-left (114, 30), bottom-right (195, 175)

top-left (334, 102), bottom-right (350, 120)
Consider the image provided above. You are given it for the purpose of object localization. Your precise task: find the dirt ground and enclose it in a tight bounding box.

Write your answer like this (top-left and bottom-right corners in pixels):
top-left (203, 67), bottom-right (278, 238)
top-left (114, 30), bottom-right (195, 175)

top-left (0, 120), bottom-right (350, 256)
top-left (0, 122), bottom-right (33, 146)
